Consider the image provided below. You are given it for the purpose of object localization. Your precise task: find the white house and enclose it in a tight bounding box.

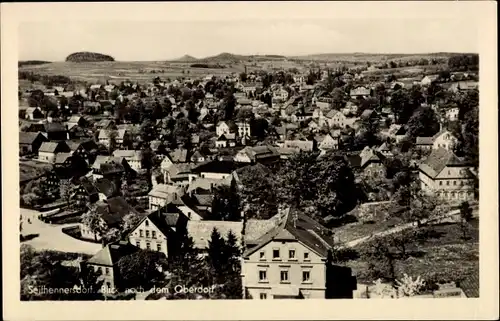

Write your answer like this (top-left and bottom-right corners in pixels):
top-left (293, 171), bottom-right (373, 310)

top-left (112, 150), bottom-right (142, 171)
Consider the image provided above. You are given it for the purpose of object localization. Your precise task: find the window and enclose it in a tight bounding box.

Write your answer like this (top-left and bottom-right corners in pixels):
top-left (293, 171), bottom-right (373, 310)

top-left (304, 252), bottom-right (310, 260)
top-left (139, 229), bottom-right (143, 237)
top-left (259, 251), bottom-right (265, 260)
top-left (289, 249), bottom-right (296, 259)
top-left (260, 293), bottom-right (267, 299)
top-left (302, 271), bottom-right (311, 282)
top-left (280, 270), bottom-right (289, 282)
top-left (157, 243), bottom-right (162, 252)
top-left (146, 242), bottom-right (151, 250)
top-left (145, 220), bottom-right (149, 227)
top-left (259, 270), bottom-right (267, 282)
top-left (152, 231), bottom-right (156, 239)
top-left (439, 181), bottom-right (443, 186)
top-left (453, 181), bottom-right (457, 186)
top-left (105, 267), bottom-right (110, 275)
top-left (273, 249), bottom-right (280, 259)
top-left (446, 181), bottom-right (450, 186)
top-left (146, 230), bottom-right (150, 238)
top-left (136, 241), bottom-right (141, 247)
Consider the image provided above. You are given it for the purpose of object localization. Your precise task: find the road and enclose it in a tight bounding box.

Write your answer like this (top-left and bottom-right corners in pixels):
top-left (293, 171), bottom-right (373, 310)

top-left (20, 208), bottom-right (102, 256)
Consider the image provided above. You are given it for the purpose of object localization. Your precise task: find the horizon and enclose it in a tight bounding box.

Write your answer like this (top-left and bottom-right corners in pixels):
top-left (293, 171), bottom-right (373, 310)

top-left (19, 18), bottom-right (478, 62)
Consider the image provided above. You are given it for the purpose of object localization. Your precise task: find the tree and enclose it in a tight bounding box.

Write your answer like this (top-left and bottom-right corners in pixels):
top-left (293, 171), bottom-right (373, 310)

top-left (239, 72), bottom-right (248, 83)
top-left (210, 180), bottom-right (241, 221)
top-left (459, 201), bottom-right (473, 239)
top-left (107, 129), bottom-right (118, 154)
top-left (406, 107), bottom-right (440, 138)
top-left (117, 249), bottom-right (167, 291)
top-left (141, 146), bottom-right (155, 191)
top-left (360, 238), bottom-right (396, 282)
top-left (59, 180), bottom-right (74, 208)
top-left (81, 205), bottom-right (105, 242)
top-left (237, 164), bottom-right (278, 219)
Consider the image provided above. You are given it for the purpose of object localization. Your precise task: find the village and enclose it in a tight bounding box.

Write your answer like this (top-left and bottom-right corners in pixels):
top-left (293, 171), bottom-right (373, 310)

top-left (19, 53), bottom-right (479, 300)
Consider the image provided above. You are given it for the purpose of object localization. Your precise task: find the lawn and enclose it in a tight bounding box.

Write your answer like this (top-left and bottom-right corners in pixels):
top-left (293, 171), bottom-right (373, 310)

top-left (19, 161), bottom-right (52, 183)
top-left (346, 219), bottom-right (479, 294)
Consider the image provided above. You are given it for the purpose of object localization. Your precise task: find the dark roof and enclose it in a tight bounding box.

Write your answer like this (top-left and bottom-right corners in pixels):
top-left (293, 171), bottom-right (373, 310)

top-left (143, 203), bottom-right (188, 235)
top-left (192, 160), bottom-right (241, 174)
top-left (54, 153), bottom-right (72, 165)
top-left (169, 148), bottom-right (189, 163)
top-left (345, 153), bottom-right (362, 168)
top-left (86, 242), bottom-right (138, 266)
top-left (100, 162), bottom-right (125, 176)
top-left (19, 132), bottom-right (45, 145)
top-left (243, 207), bottom-right (334, 258)
top-left (96, 196), bottom-right (139, 226)
top-left (44, 122), bottom-right (67, 133)
top-left (78, 176), bottom-right (98, 195)
top-left (419, 148), bottom-right (470, 178)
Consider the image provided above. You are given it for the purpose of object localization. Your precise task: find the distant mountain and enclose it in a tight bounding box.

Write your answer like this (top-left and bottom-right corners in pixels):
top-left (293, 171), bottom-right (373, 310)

top-left (174, 54), bottom-right (198, 62)
top-left (66, 52), bottom-right (115, 62)
top-left (200, 52), bottom-right (249, 63)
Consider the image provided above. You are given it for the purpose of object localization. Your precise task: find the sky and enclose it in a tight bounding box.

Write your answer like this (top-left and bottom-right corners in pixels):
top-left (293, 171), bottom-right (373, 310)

top-left (18, 10), bottom-right (479, 61)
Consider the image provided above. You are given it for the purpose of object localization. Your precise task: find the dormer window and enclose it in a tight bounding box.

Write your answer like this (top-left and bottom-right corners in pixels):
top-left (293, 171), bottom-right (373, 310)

top-left (145, 220), bottom-right (149, 227)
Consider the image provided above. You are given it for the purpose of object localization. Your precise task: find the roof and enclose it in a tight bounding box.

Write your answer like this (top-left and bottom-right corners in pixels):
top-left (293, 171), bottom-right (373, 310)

top-left (86, 242), bottom-right (138, 266)
top-left (359, 148), bottom-right (382, 167)
top-left (39, 141), bottom-right (64, 153)
top-left (244, 214), bottom-right (283, 244)
top-left (78, 176), bottom-right (98, 195)
top-left (19, 132), bottom-right (45, 145)
top-left (96, 196), bottom-right (139, 226)
top-left (148, 184), bottom-right (183, 199)
top-left (419, 148), bottom-right (471, 178)
top-left (167, 163), bottom-right (195, 179)
top-left (44, 122), bottom-right (67, 133)
top-left (217, 120), bottom-right (238, 132)
top-left (54, 152), bottom-right (72, 164)
top-left (113, 150), bottom-right (142, 161)
top-left (138, 204), bottom-right (188, 236)
top-left (360, 109), bottom-right (375, 119)
top-left (283, 140), bottom-right (314, 152)
top-left (350, 87), bottom-right (371, 96)
top-left (68, 115), bottom-right (82, 124)
top-left (416, 136), bottom-right (434, 145)
top-left (192, 160), bottom-right (241, 175)
top-left (187, 177), bottom-right (231, 193)
top-left (98, 129), bottom-right (127, 140)
top-left (187, 220), bottom-right (243, 250)
top-left (377, 142), bottom-right (390, 152)
top-left (325, 109), bottom-right (342, 119)
top-left (237, 145), bottom-right (279, 161)
top-left (243, 207), bottom-right (334, 258)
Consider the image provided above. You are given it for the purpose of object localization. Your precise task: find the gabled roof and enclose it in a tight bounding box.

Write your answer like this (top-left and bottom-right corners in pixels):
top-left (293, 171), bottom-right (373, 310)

top-left (419, 148), bottom-right (471, 179)
top-left (39, 141), bottom-right (68, 153)
top-left (44, 122), bottom-right (67, 133)
top-left (243, 207), bottom-right (334, 258)
top-left (98, 129), bottom-right (127, 140)
top-left (237, 145), bottom-right (279, 161)
top-left (19, 132), bottom-right (46, 145)
top-left (135, 203), bottom-right (188, 236)
top-left (95, 178), bottom-right (120, 198)
top-left (359, 148), bottom-right (382, 167)
top-left (54, 152), bottom-right (72, 165)
top-left (217, 120), bottom-right (238, 132)
top-left (86, 242), bottom-right (138, 266)
top-left (148, 184), bottom-right (183, 199)
top-left (325, 109), bottom-right (343, 119)
top-left (169, 148), bottom-right (189, 163)
top-left (283, 140), bottom-right (314, 151)
top-left (112, 150), bottom-right (142, 161)
top-left (78, 176), bottom-right (98, 195)
top-left (187, 220), bottom-right (243, 250)
top-left (192, 160), bottom-right (241, 174)
top-left (96, 196), bottom-right (139, 226)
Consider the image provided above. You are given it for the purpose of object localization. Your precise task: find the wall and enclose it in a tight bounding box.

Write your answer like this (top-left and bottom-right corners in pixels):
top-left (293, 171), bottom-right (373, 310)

top-left (128, 217), bottom-right (169, 257)
top-left (38, 151), bottom-right (55, 163)
top-left (242, 240), bottom-right (326, 299)
top-left (89, 263), bottom-right (115, 289)
top-left (200, 172), bottom-right (230, 180)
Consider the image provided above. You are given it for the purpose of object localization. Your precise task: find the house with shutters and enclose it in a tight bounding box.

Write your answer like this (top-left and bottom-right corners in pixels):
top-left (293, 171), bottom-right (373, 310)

top-left (242, 207), bottom-right (356, 299)
top-left (127, 203), bottom-right (189, 258)
top-left (418, 148), bottom-right (476, 202)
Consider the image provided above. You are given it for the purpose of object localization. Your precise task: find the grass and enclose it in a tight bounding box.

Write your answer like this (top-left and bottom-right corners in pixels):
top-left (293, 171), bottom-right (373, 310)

top-left (346, 219), bottom-right (479, 292)
top-left (19, 161), bottom-right (52, 182)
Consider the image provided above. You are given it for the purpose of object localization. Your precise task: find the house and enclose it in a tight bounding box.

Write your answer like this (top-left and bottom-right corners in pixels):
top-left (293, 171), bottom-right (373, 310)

top-left (416, 130), bottom-right (458, 151)
top-left (128, 203), bottom-right (189, 258)
top-left (84, 241), bottom-right (138, 290)
top-left (82, 101), bottom-right (102, 114)
top-left (19, 131), bottom-right (48, 155)
top-left (91, 156), bottom-right (131, 181)
top-left (148, 184), bottom-right (185, 211)
top-left (98, 129), bottom-right (128, 148)
top-left (112, 150), bottom-right (142, 171)
top-left (164, 163), bottom-right (195, 187)
top-left (360, 109), bottom-right (376, 120)
top-left (321, 110), bottom-right (348, 129)
top-left (376, 142), bottom-right (393, 157)
top-left (80, 196), bottom-right (140, 241)
top-left (350, 86), bottom-right (371, 98)
top-left (420, 75), bottom-right (439, 86)
top-left (419, 148), bottom-right (476, 202)
top-left (283, 140), bottom-right (314, 152)
top-left (242, 207), bottom-right (355, 299)
top-left (95, 119), bottom-right (116, 130)
top-left (272, 88), bottom-right (289, 102)
top-left (190, 150), bottom-right (208, 163)
top-left (53, 153), bottom-right (88, 178)
top-left (291, 109), bottom-right (313, 123)
top-left (448, 81), bottom-right (478, 92)
top-left (38, 141), bottom-right (71, 163)
top-left (25, 107), bottom-right (44, 120)
top-left (66, 139), bottom-right (98, 165)
top-left (234, 145), bottom-right (280, 164)
top-left (73, 176), bottom-right (99, 203)
top-left (187, 220), bottom-right (243, 253)
top-left (191, 160), bottom-right (241, 180)
top-left (94, 178), bottom-right (121, 200)
top-left (445, 107), bottom-right (460, 121)
top-left (66, 115), bottom-right (89, 130)
top-left (216, 121), bottom-right (238, 137)
top-left (317, 133), bottom-right (339, 151)
top-left (215, 133), bottom-right (237, 148)
top-left (308, 120), bottom-right (320, 132)
top-left (41, 122), bottom-right (69, 141)
top-left (236, 122), bottom-right (252, 137)
top-left (169, 148), bottom-right (189, 163)
top-left (346, 147), bottom-right (386, 178)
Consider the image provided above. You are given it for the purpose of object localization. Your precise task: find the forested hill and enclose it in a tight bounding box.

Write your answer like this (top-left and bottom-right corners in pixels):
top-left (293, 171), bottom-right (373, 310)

top-left (65, 52), bottom-right (115, 62)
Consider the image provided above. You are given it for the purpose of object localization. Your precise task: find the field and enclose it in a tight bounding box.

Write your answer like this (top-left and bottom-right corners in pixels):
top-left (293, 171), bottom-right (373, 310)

top-left (19, 61), bottom-right (270, 84)
top-left (346, 219), bottom-right (479, 294)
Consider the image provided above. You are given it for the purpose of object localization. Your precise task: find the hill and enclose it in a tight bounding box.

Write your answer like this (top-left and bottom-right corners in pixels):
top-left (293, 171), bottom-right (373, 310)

top-left (65, 52), bottom-right (115, 63)
top-left (174, 55), bottom-right (198, 62)
top-left (200, 52), bottom-right (250, 63)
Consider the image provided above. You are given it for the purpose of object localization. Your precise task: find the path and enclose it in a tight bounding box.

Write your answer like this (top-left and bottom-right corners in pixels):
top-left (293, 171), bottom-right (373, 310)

top-left (340, 206), bottom-right (479, 249)
top-left (20, 208), bottom-right (102, 255)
